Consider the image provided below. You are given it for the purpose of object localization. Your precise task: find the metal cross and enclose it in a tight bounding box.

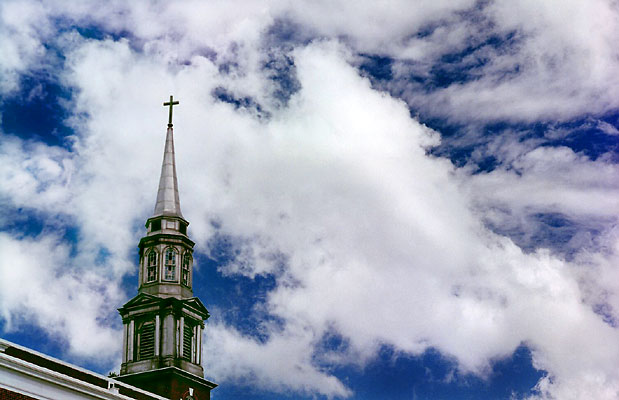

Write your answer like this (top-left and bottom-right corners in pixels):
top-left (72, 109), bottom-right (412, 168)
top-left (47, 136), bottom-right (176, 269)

top-left (163, 95), bottom-right (179, 126)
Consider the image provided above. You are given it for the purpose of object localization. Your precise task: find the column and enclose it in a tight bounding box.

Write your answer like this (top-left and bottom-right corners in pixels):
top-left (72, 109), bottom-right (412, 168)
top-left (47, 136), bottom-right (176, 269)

top-left (197, 325), bottom-right (202, 365)
top-left (122, 323), bottom-right (128, 364)
top-left (127, 320), bottom-right (134, 362)
top-left (179, 316), bottom-right (185, 358)
top-left (193, 325), bottom-right (198, 363)
top-left (154, 315), bottom-right (160, 357)
top-left (162, 312), bottom-right (175, 357)
top-left (138, 257), bottom-right (143, 285)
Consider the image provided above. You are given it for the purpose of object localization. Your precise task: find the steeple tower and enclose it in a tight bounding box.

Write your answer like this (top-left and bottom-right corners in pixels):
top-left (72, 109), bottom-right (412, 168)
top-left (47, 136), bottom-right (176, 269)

top-left (116, 97), bottom-right (216, 400)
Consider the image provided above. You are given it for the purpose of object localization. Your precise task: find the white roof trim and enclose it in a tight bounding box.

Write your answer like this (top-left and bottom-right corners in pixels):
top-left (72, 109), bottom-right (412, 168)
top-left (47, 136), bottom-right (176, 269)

top-left (0, 338), bottom-right (168, 400)
top-left (0, 352), bottom-right (135, 400)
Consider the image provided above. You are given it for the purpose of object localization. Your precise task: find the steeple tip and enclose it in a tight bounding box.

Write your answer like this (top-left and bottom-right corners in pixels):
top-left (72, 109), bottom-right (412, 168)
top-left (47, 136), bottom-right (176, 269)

top-left (152, 123), bottom-right (184, 219)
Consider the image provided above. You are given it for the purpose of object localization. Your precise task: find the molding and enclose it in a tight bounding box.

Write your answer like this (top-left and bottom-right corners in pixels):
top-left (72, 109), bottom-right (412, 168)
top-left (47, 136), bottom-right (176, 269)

top-left (0, 352), bottom-right (166, 400)
top-left (139, 234), bottom-right (195, 249)
top-left (145, 215), bottom-right (189, 226)
top-left (118, 366), bottom-right (217, 389)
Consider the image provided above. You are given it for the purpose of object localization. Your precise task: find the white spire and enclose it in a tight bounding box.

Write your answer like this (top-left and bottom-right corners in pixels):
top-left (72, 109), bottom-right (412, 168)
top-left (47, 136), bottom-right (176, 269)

top-left (153, 125), bottom-right (183, 218)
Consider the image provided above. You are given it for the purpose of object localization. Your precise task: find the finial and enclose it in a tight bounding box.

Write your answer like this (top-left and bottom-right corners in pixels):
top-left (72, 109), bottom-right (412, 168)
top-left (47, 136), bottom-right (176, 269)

top-left (163, 95), bottom-right (179, 127)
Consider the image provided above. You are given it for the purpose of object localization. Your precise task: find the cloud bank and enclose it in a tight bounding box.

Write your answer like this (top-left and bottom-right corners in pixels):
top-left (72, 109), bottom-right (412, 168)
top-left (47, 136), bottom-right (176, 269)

top-left (1, 1), bottom-right (619, 399)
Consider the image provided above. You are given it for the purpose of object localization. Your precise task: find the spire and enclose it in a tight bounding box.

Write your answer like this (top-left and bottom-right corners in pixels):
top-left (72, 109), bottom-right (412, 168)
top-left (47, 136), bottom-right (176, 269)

top-left (118, 96), bottom-right (215, 397)
top-left (153, 96), bottom-right (183, 218)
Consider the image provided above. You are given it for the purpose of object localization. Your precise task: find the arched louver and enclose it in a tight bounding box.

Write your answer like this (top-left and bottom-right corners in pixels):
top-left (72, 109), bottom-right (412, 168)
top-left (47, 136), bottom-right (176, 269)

top-left (183, 324), bottom-right (193, 362)
top-left (137, 320), bottom-right (155, 360)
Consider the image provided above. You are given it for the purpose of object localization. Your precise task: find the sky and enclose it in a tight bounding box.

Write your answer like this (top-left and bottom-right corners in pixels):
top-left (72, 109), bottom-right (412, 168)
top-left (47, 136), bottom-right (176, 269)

top-left (1, 1), bottom-right (619, 399)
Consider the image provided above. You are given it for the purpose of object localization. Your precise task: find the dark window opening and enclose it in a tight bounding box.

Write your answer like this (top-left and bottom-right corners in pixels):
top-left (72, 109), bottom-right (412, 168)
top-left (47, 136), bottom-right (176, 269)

top-left (151, 220), bottom-right (161, 232)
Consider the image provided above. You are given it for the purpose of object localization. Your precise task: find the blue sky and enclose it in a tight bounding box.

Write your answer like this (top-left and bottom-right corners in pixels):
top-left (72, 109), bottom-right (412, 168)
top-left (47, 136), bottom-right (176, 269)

top-left (1, 1), bottom-right (619, 399)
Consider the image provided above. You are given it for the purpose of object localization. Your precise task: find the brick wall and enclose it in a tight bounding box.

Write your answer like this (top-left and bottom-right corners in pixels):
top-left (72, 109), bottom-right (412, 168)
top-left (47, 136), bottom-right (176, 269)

top-left (0, 387), bottom-right (38, 400)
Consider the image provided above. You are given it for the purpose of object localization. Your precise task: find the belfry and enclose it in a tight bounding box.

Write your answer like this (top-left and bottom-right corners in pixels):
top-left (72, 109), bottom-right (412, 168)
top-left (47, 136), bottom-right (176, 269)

top-left (115, 97), bottom-right (217, 399)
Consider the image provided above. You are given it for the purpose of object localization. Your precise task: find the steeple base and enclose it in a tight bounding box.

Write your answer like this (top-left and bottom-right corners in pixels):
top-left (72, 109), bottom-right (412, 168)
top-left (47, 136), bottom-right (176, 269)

top-left (120, 355), bottom-right (204, 377)
top-left (116, 367), bottom-right (217, 400)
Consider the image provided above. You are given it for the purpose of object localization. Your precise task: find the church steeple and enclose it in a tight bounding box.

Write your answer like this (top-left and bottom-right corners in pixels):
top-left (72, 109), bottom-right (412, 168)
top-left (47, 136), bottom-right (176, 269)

top-left (116, 97), bottom-right (216, 399)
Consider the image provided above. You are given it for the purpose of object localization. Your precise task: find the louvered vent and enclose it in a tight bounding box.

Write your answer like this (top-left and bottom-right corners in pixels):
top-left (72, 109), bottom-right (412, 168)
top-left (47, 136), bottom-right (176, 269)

top-left (183, 324), bottom-right (193, 361)
top-left (138, 323), bottom-right (155, 359)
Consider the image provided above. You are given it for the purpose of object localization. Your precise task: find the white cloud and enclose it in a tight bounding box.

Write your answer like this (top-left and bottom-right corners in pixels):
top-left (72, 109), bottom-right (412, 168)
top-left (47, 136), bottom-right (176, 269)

top-left (191, 43), bottom-right (619, 398)
top-left (0, 1), bottom-right (51, 93)
top-left (382, 0), bottom-right (619, 123)
top-left (468, 145), bottom-right (619, 217)
top-left (204, 322), bottom-right (351, 398)
top-left (597, 120), bottom-right (619, 136)
top-left (4, 0), bottom-right (618, 124)
top-left (0, 232), bottom-right (121, 363)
